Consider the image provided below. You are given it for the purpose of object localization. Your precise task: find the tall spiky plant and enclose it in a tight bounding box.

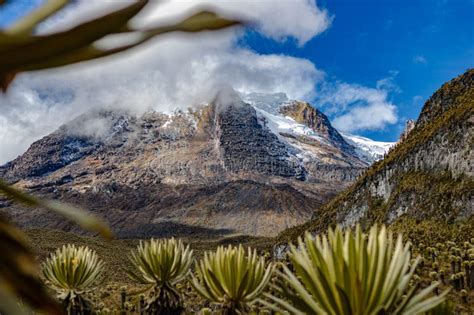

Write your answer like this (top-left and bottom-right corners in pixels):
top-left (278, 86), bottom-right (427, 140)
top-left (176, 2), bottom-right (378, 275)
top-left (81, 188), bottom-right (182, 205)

top-left (42, 244), bottom-right (104, 314)
top-left (192, 245), bottom-right (274, 314)
top-left (127, 238), bottom-right (193, 314)
top-left (262, 225), bottom-right (448, 314)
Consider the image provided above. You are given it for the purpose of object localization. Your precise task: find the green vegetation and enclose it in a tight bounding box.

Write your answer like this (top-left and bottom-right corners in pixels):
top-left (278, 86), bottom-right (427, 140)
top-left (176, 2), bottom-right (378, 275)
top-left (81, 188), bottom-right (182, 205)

top-left (22, 224), bottom-right (474, 314)
top-left (127, 238), bottom-right (193, 313)
top-left (263, 225), bottom-right (446, 314)
top-left (366, 70), bottom-right (473, 180)
top-left (192, 245), bottom-right (274, 314)
top-left (1, 1), bottom-right (472, 313)
top-left (42, 245), bottom-right (104, 314)
top-left (365, 171), bottom-right (474, 223)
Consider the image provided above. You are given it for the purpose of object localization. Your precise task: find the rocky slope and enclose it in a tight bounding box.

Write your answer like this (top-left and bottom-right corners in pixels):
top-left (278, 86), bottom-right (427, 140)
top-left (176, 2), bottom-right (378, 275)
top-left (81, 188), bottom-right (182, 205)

top-left (0, 90), bottom-right (390, 237)
top-left (277, 69), bottom-right (474, 244)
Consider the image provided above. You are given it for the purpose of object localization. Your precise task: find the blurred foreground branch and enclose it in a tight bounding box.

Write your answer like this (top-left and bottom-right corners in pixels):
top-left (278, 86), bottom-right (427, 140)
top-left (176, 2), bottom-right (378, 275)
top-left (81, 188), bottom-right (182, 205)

top-left (0, 0), bottom-right (240, 91)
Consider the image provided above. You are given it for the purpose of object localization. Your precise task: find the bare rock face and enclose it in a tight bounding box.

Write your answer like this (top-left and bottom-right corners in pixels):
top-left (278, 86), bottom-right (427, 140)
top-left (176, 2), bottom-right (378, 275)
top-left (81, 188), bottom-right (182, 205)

top-left (218, 102), bottom-right (306, 180)
top-left (0, 92), bottom-right (372, 237)
top-left (399, 119), bottom-right (416, 142)
top-left (279, 101), bottom-right (355, 154)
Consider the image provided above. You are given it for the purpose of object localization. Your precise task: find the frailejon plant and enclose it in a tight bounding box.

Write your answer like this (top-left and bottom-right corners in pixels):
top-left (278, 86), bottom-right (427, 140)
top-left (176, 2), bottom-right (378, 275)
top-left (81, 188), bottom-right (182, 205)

top-left (192, 245), bottom-right (274, 314)
top-left (127, 238), bottom-right (193, 314)
top-left (263, 225), bottom-right (448, 314)
top-left (42, 244), bottom-right (104, 314)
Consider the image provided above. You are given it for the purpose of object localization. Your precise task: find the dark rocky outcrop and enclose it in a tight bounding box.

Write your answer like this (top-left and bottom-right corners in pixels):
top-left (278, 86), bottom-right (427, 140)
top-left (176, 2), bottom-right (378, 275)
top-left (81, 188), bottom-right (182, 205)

top-left (218, 102), bottom-right (306, 180)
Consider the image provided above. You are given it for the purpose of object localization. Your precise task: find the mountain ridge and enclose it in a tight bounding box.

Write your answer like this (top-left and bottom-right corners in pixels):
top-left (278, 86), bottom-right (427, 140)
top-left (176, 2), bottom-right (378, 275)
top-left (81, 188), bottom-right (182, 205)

top-left (0, 92), bottom-right (390, 237)
top-left (276, 68), bottom-right (474, 245)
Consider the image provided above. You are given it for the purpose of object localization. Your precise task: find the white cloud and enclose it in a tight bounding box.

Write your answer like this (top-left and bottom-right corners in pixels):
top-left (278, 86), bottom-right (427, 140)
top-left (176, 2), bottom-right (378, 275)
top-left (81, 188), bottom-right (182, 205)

top-left (412, 95), bottom-right (424, 104)
top-left (376, 70), bottom-right (401, 93)
top-left (39, 0), bottom-right (332, 45)
top-left (331, 101), bottom-right (397, 132)
top-left (413, 55), bottom-right (428, 64)
top-left (315, 76), bottom-right (399, 133)
top-left (0, 0), bottom-right (330, 164)
top-left (0, 1), bottom-right (400, 164)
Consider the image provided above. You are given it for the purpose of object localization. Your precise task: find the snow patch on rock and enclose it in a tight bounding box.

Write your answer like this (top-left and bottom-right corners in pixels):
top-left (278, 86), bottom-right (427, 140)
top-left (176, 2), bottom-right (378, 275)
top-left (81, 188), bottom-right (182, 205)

top-left (341, 133), bottom-right (395, 163)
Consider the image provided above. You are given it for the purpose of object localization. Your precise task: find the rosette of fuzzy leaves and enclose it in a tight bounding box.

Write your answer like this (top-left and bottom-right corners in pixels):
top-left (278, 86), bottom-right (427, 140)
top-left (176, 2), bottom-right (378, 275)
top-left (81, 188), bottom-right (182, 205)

top-left (263, 225), bottom-right (448, 314)
top-left (192, 245), bottom-right (274, 314)
top-left (42, 244), bottom-right (103, 313)
top-left (127, 238), bottom-right (193, 314)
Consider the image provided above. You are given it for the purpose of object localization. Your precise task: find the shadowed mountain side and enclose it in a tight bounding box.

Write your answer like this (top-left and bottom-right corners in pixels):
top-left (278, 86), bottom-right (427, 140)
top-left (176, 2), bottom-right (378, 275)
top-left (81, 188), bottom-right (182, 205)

top-left (1, 179), bottom-right (329, 237)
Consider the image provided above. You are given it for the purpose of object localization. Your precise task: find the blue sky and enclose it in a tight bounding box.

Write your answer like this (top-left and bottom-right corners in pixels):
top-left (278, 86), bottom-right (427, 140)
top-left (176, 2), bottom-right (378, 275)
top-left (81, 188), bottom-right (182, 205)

top-left (0, 0), bottom-right (42, 27)
top-left (0, 0), bottom-right (473, 144)
top-left (241, 0), bottom-right (474, 140)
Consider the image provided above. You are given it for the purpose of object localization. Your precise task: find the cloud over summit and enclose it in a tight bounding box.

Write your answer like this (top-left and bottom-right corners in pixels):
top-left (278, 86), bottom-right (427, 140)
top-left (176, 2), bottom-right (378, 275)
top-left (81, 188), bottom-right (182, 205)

top-left (0, 0), bottom-right (398, 164)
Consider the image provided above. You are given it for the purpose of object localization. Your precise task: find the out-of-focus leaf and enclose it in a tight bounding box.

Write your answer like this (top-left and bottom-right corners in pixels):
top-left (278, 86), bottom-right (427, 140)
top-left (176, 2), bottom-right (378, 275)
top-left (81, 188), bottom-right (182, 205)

top-left (0, 283), bottom-right (29, 315)
top-left (0, 0), bottom-right (148, 67)
top-left (144, 11), bottom-right (241, 35)
top-left (0, 215), bottom-right (62, 315)
top-left (19, 11), bottom-right (241, 72)
top-left (6, 0), bottom-right (68, 36)
top-left (0, 179), bottom-right (113, 239)
top-left (0, 0), bottom-right (145, 90)
top-left (0, 71), bottom-right (15, 92)
top-left (0, 0), bottom-right (241, 91)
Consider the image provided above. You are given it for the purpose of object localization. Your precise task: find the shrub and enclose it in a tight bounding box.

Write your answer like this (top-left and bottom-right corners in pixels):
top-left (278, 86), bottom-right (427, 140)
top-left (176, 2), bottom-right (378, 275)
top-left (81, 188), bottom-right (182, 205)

top-left (263, 225), bottom-right (448, 314)
top-left (192, 245), bottom-right (274, 314)
top-left (127, 238), bottom-right (193, 314)
top-left (42, 244), bottom-right (104, 313)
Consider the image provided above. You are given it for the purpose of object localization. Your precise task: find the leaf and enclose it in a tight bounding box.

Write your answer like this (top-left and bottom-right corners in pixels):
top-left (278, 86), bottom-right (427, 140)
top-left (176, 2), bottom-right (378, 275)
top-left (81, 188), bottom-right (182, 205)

top-left (0, 0), bottom-right (148, 70)
top-left (266, 225), bottom-right (447, 314)
top-left (0, 179), bottom-right (113, 238)
top-left (0, 1), bottom-right (241, 91)
top-left (0, 283), bottom-right (30, 315)
top-left (193, 245), bottom-right (273, 311)
top-left (0, 71), bottom-right (16, 92)
top-left (11, 11), bottom-right (241, 73)
top-left (0, 215), bottom-right (62, 314)
top-left (42, 244), bottom-right (104, 294)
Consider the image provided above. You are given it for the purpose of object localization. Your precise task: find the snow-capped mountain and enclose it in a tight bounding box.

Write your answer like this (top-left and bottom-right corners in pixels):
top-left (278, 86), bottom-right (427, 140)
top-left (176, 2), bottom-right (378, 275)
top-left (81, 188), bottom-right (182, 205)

top-left (1, 90), bottom-right (384, 238)
top-left (341, 133), bottom-right (395, 163)
top-left (243, 92), bottom-right (394, 164)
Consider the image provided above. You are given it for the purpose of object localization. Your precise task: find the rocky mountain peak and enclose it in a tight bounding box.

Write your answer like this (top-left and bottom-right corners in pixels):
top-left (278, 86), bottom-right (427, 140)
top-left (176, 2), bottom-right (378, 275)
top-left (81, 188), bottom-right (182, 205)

top-left (417, 68), bottom-right (473, 128)
top-left (399, 119), bottom-right (416, 142)
top-left (279, 101), bottom-right (353, 152)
